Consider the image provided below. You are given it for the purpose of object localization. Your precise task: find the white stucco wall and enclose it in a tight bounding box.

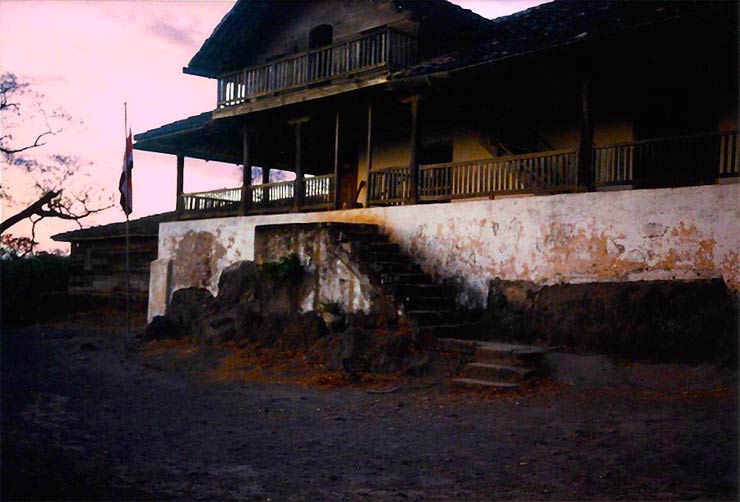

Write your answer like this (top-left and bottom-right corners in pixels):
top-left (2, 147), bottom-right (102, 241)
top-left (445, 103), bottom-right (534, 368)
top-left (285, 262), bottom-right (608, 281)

top-left (149, 184), bottom-right (740, 320)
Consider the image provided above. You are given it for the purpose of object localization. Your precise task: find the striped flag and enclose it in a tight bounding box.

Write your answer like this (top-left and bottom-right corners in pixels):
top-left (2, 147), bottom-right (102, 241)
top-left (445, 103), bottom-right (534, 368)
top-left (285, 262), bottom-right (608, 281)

top-left (119, 130), bottom-right (133, 215)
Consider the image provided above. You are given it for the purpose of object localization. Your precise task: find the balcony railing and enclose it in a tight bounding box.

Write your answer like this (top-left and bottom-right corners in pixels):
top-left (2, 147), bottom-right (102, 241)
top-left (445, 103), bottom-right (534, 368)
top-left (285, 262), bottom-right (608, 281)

top-left (182, 187), bottom-right (241, 212)
top-left (180, 131), bottom-right (738, 217)
top-left (368, 130), bottom-right (738, 205)
top-left (181, 174), bottom-right (336, 217)
top-left (594, 130), bottom-right (739, 186)
top-left (217, 27), bottom-right (418, 107)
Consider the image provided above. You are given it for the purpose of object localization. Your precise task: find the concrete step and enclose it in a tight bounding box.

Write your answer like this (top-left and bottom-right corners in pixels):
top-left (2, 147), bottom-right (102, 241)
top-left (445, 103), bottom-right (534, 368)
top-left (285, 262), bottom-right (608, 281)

top-left (328, 222), bottom-right (380, 234)
top-left (363, 242), bottom-right (400, 253)
top-left (405, 310), bottom-right (460, 325)
top-left (381, 273), bottom-right (433, 286)
top-left (402, 295), bottom-right (456, 311)
top-left (346, 232), bottom-right (389, 244)
top-left (460, 362), bottom-right (535, 382)
top-left (417, 323), bottom-right (477, 339)
top-left (364, 261), bottom-right (422, 274)
top-left (433, 337), bottom-right (479, 354)
top-left (474, 343), bottom-right (551, 365)
top-left (392, 283), bottom-right (452, 299)
top-left (452, 378), bottom-right (521, 390)
top-left (362, 251), bottom-right (408, 262)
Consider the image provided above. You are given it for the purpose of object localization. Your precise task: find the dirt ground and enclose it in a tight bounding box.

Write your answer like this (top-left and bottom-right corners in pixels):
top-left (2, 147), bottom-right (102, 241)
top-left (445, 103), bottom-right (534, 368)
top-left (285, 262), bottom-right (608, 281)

top-left (1, 325), bottom-right (738, 501)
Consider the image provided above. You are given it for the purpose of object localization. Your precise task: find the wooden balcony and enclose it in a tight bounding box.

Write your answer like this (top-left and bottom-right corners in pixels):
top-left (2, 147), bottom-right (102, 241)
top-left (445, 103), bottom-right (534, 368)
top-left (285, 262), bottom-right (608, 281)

top-left (368, 130), bottom-right (738, 205)
top-left (178, 131), bottom-right (737, 218)
top-left (180, 174), bottom-right (336, 218)
top-left (217, 27), bottom-right (418, 108)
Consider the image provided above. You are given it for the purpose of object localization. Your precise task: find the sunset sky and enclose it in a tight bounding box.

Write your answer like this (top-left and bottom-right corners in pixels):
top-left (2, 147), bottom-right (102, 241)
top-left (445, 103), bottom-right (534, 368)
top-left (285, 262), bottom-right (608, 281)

top-left (0, 0), bottom-right (545, 252)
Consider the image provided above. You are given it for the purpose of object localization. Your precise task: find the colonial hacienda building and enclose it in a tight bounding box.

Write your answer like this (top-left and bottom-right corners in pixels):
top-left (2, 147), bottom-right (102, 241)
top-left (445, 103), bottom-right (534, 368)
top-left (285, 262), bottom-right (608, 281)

top-left (134, 0), bottom-right (739, 325)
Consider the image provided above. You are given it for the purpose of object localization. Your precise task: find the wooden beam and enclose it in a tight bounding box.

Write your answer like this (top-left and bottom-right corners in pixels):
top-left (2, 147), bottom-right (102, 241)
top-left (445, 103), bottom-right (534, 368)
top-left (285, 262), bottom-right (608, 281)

top-left (293, 121), bottom-right (304, 211)
top-left (241, 129), bottom-right (252, 215)
top-left (366, 103), bottom-right (373, 177)
top-left (577, 76), bottom-right (595, 190)
top-left (408, 96), bottom-right (420, 204)
top-left (334, 111), bottom-right (341, 210)
top-left (212, 76), bottom-right (389, 120)
top-left (175, 154), bottom-right (185, 216)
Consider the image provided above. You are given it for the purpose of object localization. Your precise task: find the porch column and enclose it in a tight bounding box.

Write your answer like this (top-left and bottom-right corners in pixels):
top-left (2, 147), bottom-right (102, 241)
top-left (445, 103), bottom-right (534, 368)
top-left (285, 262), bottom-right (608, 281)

top-left (334, 111), bottom-right (342, 210)
top-left (175, 154), bottom-right (184, 216)
top-left (407, 96), bottom-right (421, 204)
top-left (241, 129), bottom-right (252, 215)
top-left (261, 165), bottom-right (270, 209)
top-left (366, 103), bottom-right (373, 175)
top-left (577, 77), bottom-right (595, 190)
top-left (292, 119), bottom-right (306, 211)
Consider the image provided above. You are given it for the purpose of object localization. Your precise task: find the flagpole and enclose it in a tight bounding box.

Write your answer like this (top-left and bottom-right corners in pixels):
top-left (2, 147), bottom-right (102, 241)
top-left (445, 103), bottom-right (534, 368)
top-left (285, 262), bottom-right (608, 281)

top-left (124, 102), bottom-right (131, 339)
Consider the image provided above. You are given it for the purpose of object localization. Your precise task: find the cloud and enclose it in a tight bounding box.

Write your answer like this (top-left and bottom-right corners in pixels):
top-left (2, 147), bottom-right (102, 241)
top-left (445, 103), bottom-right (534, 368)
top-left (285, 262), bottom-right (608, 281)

top-left (146, 19), bottom-right (197, 48)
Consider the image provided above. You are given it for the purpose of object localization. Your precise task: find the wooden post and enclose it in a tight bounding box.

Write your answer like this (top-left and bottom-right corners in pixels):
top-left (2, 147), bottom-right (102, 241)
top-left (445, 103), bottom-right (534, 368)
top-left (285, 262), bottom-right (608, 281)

top-left (408, 96), bottom-right (420, 204)
top-left (261, 165), bottom-right (270, 209)
top-left (334, 111), bottom-right (341, 209)
top-left (578, 77), bottom-right (594, 191)
top-left (293, 121), bottom-right (304, 211)
top-left (366, 103), bottom-right (373, 175)
top-left (241, 129), bottom-right (252, 215)
top-left (175, 154), bottom-right (184, 216)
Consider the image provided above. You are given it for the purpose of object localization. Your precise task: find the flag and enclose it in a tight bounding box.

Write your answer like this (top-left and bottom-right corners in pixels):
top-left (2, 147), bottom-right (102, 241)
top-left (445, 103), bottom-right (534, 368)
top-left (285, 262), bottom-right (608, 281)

top-left (119, 130), bottom-right (133, 215)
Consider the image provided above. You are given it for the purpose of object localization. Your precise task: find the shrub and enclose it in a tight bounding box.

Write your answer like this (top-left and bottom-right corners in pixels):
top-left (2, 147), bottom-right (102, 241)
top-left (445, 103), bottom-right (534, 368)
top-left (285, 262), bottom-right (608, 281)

top-left (259, 254), bottom-right (303, 286)
top-left (1, 253), bottom-right (69, 326)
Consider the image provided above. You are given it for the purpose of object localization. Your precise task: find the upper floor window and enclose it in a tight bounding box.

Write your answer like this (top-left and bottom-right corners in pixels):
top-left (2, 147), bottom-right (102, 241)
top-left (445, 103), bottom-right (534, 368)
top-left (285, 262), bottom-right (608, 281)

top-left (309, 24), bottom-right (333, 49)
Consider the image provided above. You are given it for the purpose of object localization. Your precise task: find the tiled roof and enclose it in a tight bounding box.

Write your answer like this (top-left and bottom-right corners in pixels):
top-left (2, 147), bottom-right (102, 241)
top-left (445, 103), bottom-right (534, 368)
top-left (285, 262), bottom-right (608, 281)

top-left (134, 112), bottom-right (212, 143)
top-left (51, 212), bottom-right (176, 242)
top-left (392, 1), bottom-right (712, 78)
top-left (185, 0), bottom-right (493, 78)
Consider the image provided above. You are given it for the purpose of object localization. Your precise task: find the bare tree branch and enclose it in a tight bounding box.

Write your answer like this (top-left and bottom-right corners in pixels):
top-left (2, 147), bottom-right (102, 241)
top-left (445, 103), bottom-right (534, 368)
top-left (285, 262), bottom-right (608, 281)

top-left (0, 72), bottom-right (114, 239)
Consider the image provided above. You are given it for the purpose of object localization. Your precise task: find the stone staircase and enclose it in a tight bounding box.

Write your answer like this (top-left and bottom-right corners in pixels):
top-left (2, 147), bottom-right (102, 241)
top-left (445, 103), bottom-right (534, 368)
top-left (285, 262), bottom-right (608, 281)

top-left (333, 223), bottom-right (550, 390)
top-left (436, 337), bottom-right (551, 390)
top-left (333, 223), bottom-right (476, 340)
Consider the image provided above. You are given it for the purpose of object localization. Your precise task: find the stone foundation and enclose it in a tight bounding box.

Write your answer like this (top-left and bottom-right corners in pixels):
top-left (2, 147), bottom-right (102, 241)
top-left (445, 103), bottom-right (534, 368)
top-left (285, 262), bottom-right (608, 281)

top-left (149, 184), bottom-right (740, 321)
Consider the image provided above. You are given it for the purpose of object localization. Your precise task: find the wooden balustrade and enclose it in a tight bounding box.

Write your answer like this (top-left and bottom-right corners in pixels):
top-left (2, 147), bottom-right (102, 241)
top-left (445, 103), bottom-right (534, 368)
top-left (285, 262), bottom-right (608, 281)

top-left (418, 149), bottom-right (578, 201)
top-left (248, 179), bottom-right (296, 214)
top-left (303, 174), bottom-right (335, 209)
top-left (217, 27), bottom-right (417, 107)
top-left (182, 187), bottom-right (241, 213)
top-left (367, 166), bottom-right (411, 205)
top-left (594, 130), bottom-right (739, 186)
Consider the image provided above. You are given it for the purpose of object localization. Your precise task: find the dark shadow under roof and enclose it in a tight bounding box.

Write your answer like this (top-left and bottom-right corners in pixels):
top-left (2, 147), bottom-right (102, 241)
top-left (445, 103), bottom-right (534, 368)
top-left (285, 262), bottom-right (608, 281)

top-left (52, 212), bottom-right (176, 242)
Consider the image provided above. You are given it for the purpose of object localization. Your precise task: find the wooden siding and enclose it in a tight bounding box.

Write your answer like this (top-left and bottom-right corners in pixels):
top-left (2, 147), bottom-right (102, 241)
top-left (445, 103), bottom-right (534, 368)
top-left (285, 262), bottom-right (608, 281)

top-left (69, 237), bottom-right (157, 295)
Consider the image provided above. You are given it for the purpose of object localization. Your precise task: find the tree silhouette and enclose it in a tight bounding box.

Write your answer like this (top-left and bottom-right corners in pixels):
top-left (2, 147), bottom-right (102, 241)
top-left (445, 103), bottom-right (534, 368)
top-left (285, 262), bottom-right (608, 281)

top-left (0, 73), bottom-right (112, 244)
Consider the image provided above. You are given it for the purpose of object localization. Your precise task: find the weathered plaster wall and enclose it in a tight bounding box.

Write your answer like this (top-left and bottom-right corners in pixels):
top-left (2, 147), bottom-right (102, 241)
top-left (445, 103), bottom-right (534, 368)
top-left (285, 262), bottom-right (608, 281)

top-left (254, 224), bottom-right (383, 315)
top-left (149, 184), bottom-right (739, 320)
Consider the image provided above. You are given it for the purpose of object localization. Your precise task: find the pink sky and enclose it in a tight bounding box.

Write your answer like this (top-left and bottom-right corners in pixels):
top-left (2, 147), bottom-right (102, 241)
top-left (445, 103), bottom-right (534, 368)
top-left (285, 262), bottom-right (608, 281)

top-left (0, 0), bottom-right (545, 252)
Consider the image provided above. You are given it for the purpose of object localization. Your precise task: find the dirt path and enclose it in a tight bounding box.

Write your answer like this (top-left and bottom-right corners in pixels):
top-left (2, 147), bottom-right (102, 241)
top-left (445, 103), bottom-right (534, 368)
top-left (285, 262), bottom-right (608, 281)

top-left (2, 327), bottom-right (737, 501)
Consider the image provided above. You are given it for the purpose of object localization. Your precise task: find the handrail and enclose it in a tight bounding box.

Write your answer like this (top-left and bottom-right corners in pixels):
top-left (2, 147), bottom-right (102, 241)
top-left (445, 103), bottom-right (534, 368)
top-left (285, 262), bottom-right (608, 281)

top-left (423, 148), bottom-right (578, 169)
top-left (596, 130), bottom-right (738, 149)
top-left (217, 26), bottom-right (417, 107)
top-left (594, 130), bottom-right (738, 186)
top-left (184, 187), bottom-right (241, 200)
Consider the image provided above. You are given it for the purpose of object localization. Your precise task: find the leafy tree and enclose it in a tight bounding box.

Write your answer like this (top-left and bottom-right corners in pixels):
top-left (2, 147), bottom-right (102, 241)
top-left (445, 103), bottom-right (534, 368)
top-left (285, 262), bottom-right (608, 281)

top-left (0, 72), bottom-right (112, 244)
